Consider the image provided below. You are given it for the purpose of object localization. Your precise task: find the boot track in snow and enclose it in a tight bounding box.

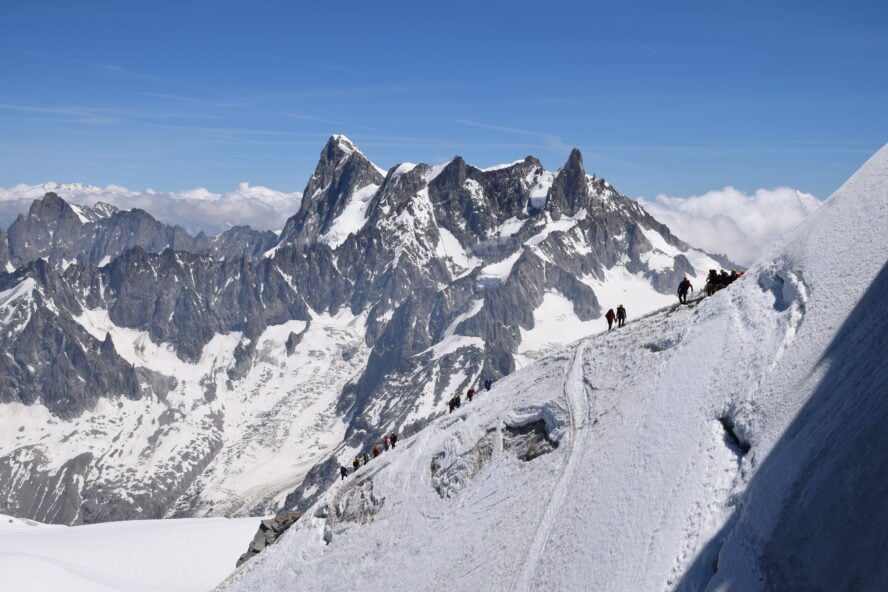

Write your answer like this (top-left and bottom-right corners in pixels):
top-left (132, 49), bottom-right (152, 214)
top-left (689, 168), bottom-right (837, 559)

top-left (512, 340), bottom-right (591, 592)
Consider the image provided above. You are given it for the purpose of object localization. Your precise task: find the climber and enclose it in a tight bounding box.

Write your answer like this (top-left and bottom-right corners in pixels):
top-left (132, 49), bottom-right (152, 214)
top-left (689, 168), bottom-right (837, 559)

top-left (484, 379), bottom-right (492, 391)
top-left (339, 465), bottom-right (349, 480)
top-left (616, 304), bottom-right (627, 328)
top-left (383, 434), bottom-right (390, 450)
top-left (362, 451), bottom-right (370, 464)
top-left (353, 456), bottom-right (361, 470)
top-left (467, 388), bottom-right (476, 402)
top-left (677, 277), bottom-right (693, 304)
top-left (605, 308), bottom-right (616, 331)
top-left (372, 445), bottom-right (381, 458)
top-left (390, 432), bottom-right (398, 448)
top-left (448, 396), bottom-right (456, 413)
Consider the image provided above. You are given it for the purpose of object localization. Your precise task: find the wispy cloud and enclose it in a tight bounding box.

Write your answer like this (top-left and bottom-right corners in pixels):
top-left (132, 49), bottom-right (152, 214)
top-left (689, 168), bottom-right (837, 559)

top-left (454, 119), bottom-right (568, 152)
top-left (249, 82), bottom-right (453, 102)
top-left (624, 37), bottom-right (663, 56)
top-left (25, 51), bottom-right (171, 83)
top-left (133, 91), bottom-right (248, 109)
top-left (276, 112), bottom-right (377, 131)
top-left (309, 62), bottom-right (364, 75)
top-left (0, 102), bottom-right (121, 125)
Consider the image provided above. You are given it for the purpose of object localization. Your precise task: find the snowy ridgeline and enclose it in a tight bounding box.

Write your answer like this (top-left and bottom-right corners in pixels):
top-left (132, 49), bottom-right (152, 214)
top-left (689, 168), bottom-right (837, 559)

top-left (217, 146), bottom-right (888, 591)
top-left (0, 513), bottom-right (259, 592)
top-left (0, 135), bottom-right (733, 529)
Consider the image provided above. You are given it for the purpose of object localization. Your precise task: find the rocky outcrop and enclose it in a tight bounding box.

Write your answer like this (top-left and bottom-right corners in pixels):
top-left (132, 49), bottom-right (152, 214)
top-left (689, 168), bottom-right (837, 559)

top-left (236, 512), bottom-right (301, 567)
top-left (0, 228), bottom-right (10, 271)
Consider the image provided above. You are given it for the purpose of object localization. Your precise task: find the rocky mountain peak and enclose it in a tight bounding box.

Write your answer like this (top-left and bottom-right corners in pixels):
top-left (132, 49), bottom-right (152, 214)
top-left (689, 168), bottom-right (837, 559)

top-left (321, 134), bottom-right (359, 164)
top-left (432, 156), bottom-right (468, 186)
top-left (278, 136), bottom-right (385, 248)
top-left (25, 192), bottom-right (80, 224)
top-left (547, 148), bottom-right (590, 219)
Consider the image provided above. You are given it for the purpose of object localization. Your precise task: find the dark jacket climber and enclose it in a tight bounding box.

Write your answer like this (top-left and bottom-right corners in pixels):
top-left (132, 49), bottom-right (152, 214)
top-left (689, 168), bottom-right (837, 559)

top-left (677, 278), bottom-right (693, 304)
top-left (605, 308), bottom-right (616, 331)
top-left (467, 388), bottom-right (476, 402)
top-left (340, 466), bottom-right (349, 480)
top-left (616, 305), bottom-right (627, 328)
top-left (390, 433), bottom-right (398, 448)
top-left (484, 379), bottom-right (492, 391)
top-left (362, 452), bottom-right (370, 464)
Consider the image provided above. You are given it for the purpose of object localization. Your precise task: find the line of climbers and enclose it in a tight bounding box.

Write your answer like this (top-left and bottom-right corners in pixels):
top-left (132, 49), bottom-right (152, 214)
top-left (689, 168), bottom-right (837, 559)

top-left (603, 268), bottom-right (746, 331)
top-left (340, 432), bottom-right (399, 480)
top-left (705, 268), bottom-right (743, 296)
top-left (447, 378), bottom-right (493, 413)
top-left (338, 378), bottom-right (497, 480)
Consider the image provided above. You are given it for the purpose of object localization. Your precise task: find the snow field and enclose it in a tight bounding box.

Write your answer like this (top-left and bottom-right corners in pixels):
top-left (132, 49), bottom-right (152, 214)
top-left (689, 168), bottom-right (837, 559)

top-left (0, 514), bottom-right (259, 592)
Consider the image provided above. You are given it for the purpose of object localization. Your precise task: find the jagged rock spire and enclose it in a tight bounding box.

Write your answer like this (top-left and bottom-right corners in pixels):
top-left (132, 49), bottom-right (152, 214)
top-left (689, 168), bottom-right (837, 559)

top-left (278, 135), bottom-right (385, 248)
top-left (547, 148), bottom-right (589, 219)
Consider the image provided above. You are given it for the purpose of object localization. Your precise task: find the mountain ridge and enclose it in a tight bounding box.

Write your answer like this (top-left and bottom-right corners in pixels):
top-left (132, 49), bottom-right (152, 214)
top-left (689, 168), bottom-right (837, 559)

top-left (0, 135), bottom-right (735, 525)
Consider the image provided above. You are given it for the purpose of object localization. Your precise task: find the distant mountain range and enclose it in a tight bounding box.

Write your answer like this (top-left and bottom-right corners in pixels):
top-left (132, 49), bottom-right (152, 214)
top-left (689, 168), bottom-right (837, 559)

top-left (0, 135), bottom-right (731, 525)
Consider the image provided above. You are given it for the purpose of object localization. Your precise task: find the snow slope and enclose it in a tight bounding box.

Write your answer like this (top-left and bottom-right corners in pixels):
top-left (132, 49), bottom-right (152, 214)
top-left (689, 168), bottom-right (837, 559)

top-left (0, 514), bottom-right (259, 592)
top-left (221, 145), bottom-right (888, 592)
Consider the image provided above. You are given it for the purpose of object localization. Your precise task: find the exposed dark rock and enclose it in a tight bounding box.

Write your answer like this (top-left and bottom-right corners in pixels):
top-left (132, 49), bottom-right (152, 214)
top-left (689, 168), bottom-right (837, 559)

top-left (503, 420), bottom-right (559, 461)
top-left (236, 511), bottom-right (301, 567)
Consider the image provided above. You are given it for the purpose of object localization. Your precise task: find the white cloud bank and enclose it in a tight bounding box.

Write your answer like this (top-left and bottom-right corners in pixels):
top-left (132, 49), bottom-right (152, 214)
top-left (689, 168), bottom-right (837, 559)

top-left (0, 182), bottom-right (302, 235)
top-left (0, 181), bottom-right (820, 266)
top-left (639, 187), bottom-right (822, 266)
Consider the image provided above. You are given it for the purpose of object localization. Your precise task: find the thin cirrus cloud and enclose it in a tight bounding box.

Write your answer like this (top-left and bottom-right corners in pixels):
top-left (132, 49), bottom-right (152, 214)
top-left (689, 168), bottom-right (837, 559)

top-left (454, 119), bottom-right (568, 153)
top-left (638, 186), bottom-right (822, 267)
top-left (0, 182), bottom-right (303, 235)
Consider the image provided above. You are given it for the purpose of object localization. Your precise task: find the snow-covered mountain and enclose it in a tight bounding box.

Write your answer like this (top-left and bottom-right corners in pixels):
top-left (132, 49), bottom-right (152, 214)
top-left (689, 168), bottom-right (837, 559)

top-left (0, 192), bottom-right (277, 271)
top-left (220, 144), bottom-right (888, 591)
top-left (0, 135), bottom-right (731, 526)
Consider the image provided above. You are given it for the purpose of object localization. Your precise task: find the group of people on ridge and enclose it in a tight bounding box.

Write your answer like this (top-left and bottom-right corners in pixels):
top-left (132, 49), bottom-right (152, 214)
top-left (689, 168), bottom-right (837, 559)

top-left (338, 377), bottom-right (498, 480)
top-left (448, 379), bottom-right (493, 413)
top-left (340, 432), bottom-right (399, 480)
top-left (705, 268), bottom-right (743, 296)
top-left (678, 268), bottom-right (744, 303)
top-left (604, 305), bottom-right (627, 331)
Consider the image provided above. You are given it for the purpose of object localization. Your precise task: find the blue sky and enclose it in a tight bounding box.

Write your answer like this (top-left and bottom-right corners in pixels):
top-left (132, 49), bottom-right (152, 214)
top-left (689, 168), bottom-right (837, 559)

top-left (1, 0), bottom-right (885, 199)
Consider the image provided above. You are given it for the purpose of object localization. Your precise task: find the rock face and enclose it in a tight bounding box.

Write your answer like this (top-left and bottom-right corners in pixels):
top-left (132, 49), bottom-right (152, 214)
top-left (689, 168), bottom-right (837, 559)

top-left (236, 512), bottom-right (301, 567)
top-left (0, 135), bottom-right (733, 525)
